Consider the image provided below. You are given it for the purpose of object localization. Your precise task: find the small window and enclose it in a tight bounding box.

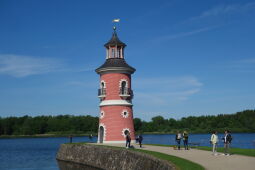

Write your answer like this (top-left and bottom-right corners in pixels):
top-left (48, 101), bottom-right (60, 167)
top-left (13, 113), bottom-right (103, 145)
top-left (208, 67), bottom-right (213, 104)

top-left (117, 49), bottom-right (121, 58)
top-left (121, 110), bottom-right (129, 118)
top-left (124, 130), bottom-right (129, 135)
top-left (100, 111), bottom-right (105, 119)
top-left (112, 49), bottom-right (115, 58)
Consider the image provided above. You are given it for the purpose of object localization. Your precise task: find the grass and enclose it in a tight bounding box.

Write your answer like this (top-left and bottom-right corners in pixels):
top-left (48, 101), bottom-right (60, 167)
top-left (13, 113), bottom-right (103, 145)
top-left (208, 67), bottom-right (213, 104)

top-left (194, 146), bottom-right (255, 157)
top-left (133, 149), bottom-right (204, 170)
top-left (145, 144), bottom-right (255, 157)
top-left (65, 143), bottom-right (205, 170)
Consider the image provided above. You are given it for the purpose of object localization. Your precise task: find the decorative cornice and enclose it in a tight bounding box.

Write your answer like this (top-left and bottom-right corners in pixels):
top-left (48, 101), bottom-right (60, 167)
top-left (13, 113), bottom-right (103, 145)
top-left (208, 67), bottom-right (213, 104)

top-left (103, 140), bottom-right (136, 144)
top-left (96, 67), bottom-right (135, 75)
top-left (99, 100), bottom-right (132, 106)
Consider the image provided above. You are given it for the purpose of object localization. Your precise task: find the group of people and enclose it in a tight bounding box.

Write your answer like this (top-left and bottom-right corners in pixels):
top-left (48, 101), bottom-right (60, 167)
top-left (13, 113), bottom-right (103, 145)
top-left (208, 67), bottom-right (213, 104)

top-left (126, 130), bottom-right (232, 156)
top-left (125, 132), bottom-right (143, 148)
top-left (210, 130), bottom-right (232, 156)
top-left (175, 131), bottom-right (189, 150)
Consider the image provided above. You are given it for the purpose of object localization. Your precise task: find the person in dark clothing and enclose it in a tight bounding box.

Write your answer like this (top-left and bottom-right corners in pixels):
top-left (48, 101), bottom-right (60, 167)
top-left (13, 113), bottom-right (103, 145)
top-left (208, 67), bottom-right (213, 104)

top-left (69, 135), bottom-right (73, 143)
top-left (183, 131), bottom-right (189, 150)
top-left (222, 130), bottom-right (232, 155)
top-left (175, 131), bottom-right (182, 150)
top-left (126, 132), bottom-right (131, 148)
top-left (138, 134), bottom-right (143, 148)
top-left (89, 134), bottom-right (93, 141)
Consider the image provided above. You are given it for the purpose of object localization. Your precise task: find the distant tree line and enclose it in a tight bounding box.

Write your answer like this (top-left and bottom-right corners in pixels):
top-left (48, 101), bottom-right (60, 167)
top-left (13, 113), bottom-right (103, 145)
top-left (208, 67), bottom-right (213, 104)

top-left (0, 115), bottom-right (98, 136)
top-left (0, 110), bottom-right (254, 136)
top-left (134, 110), bottom-right (255, 133)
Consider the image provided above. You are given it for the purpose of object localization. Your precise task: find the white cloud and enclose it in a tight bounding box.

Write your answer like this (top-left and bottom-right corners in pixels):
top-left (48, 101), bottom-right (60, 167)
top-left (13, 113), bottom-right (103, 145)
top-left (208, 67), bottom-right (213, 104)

top-left (155, 26), bottom-right (217, 41)
top-left (133, 76), bottom-right (203, 106)
top-left (190, 2), bottom-right (255, 21)
top-left (0, 54), bottom-right (63, 77)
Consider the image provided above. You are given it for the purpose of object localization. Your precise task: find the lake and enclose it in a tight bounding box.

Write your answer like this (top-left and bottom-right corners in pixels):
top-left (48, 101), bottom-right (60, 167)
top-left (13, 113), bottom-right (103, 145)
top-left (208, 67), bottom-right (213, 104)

top-left (0, 133), bottom-right (254, 170)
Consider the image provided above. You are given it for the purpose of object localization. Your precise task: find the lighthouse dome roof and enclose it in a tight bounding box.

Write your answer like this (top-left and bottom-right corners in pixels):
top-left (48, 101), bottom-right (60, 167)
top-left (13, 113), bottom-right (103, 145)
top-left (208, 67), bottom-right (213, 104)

top-left (104, 30), bottom-right (126, 48)
top-left (95, 58), bottom-right (135, 74)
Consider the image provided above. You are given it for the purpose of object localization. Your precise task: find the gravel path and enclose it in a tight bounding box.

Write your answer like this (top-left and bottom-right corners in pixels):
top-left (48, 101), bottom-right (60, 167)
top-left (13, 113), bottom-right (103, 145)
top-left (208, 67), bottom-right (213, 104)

top-left (96, 143), bottom-right (255, 170)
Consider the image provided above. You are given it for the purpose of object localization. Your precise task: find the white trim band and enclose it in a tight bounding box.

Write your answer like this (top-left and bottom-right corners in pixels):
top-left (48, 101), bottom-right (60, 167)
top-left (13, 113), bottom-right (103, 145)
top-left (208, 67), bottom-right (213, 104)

top-left (99, 100), bottom-right (132, 106)
top-left (102, 140), bottom-right (136, 144)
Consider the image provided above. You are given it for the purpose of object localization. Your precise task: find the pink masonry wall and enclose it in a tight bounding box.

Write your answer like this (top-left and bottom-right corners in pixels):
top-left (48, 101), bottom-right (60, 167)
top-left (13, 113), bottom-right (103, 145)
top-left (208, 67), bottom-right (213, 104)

top-left (100, 73), bottom-right (131, 100)
top-left (99, 105), bottom-right (135, 141)
top-left (99, 72), bottom-right (135, 142)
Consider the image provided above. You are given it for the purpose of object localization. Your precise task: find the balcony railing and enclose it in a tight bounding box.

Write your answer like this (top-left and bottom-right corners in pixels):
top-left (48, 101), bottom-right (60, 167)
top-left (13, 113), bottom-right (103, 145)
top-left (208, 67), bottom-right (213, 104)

top-left (119, 87), bottom-right (133, 99)
top-left (98, 88), bottom-right (106, 98)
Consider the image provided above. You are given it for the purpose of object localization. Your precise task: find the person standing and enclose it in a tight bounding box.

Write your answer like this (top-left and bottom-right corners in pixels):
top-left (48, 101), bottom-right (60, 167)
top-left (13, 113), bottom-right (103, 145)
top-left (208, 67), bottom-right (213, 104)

top-left (69, 135), bottom-right (73, 143)
top-left (138, 134), bottom-right (143, 148)
top-left (223, 130), bottom-right (232, 156)
top-left (89, 134), bottom-right (93, 141)
top-left (183, 131), bottom-right (189, 150)
top-left (175, 131), bottom-right (182, 150)
top-left (126, 132), bottom-right (131, 148)
top-left (210, 131), bottom-right (218, 155)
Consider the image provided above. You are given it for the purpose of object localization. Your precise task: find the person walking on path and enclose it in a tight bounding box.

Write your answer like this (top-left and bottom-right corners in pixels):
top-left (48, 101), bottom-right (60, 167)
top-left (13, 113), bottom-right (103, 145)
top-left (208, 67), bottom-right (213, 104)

top-left (175, 131), bottom-right (182, 150)
top-left (183, 131), bottom-right (189, 150)
top-left (210, 131), bottom-right (218, 155)
top-left (138, 134), bottom-right (143, 148)
top-left (126, 132), bottom-right (131, 148)
top-left (222, 130), bottom-right (232, 156)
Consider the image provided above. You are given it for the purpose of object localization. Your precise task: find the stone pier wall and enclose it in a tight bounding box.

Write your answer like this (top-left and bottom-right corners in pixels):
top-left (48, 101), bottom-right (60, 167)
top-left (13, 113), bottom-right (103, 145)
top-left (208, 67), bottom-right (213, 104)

top-left (56, 144), bottom-right (175, 170)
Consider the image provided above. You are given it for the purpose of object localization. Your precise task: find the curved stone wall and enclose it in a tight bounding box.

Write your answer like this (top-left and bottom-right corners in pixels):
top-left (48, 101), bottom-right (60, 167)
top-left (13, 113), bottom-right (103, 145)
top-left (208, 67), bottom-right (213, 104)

top-left (56, 144), bottom-right (175, 170)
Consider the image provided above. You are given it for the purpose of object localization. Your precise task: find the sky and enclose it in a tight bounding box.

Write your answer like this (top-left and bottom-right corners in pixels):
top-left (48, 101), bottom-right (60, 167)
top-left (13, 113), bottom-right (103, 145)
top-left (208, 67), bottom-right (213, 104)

top-left (0, 0), bottom-right (255, 121)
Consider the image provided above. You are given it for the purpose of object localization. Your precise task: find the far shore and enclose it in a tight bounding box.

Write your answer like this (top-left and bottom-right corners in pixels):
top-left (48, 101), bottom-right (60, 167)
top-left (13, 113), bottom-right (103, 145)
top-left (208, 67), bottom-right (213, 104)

top-left (1, 131), bottom-right (254, 139)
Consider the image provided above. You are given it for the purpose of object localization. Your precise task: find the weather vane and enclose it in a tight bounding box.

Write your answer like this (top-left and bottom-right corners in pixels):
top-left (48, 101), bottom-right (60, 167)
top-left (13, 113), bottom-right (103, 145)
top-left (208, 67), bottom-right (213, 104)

top-left (112, 18), bottom-right (120, 30)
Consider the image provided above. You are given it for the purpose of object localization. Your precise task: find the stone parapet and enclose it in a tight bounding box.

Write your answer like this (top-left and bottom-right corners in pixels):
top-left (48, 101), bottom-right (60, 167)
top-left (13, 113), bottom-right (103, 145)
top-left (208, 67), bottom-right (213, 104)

top-left (56, 144), bottom-right (175, 170)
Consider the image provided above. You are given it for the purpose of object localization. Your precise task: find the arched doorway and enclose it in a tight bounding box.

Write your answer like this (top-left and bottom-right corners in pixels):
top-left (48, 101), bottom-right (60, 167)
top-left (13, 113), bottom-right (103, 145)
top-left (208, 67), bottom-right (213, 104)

top-left (99, 126), bottom-right (104, 143)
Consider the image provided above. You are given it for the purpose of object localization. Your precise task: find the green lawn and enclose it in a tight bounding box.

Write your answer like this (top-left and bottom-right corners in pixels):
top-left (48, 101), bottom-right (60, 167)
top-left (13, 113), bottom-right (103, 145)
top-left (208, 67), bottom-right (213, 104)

top-left (194, 146), bottom-right (255, 157)
top-left (145, 144), bottom-right (255, 157)
top-left (134, 149), bottom-right (204, 170)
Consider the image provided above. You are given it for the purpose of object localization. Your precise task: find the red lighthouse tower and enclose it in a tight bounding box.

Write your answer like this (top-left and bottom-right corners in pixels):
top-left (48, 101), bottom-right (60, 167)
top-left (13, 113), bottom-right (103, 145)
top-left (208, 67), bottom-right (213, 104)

top-left (96, 27), bottom-right (136, 143)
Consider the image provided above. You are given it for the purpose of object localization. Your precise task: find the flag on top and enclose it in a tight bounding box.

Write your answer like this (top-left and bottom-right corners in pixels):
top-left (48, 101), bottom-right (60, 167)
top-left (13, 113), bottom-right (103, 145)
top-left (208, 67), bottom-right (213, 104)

top-left (112, 19), bottom-right (120, 23)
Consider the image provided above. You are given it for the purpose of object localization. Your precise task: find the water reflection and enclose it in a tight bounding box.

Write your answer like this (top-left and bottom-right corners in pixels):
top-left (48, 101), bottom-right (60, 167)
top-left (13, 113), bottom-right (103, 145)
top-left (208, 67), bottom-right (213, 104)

top-left (57, 160), bottom-right (104, 170)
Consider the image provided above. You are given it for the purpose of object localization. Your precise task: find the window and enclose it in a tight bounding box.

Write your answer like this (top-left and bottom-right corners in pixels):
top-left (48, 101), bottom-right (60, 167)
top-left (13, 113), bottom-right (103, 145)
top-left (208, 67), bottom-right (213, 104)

top-left (122, 128), bottom-right (130, 137)
top-left (100, 111), bottom-right (105, 119)
top-left (101, 82), bottom-right (105, 88)
top-left (112, 49), bottom-right (115, 58)
top-left (121, 110), bottom-right (129, 118)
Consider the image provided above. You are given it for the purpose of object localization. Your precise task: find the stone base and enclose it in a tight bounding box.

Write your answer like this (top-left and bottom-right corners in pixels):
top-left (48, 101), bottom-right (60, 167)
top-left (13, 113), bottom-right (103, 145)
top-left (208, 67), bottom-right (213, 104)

top-left (56, 144), bottom-right (175, 170)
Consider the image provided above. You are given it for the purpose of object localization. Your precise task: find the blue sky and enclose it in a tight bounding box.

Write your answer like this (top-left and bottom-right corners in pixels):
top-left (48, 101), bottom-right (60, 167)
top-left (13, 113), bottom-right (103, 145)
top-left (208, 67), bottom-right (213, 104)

top-left (0, 0), bottom-right (255, 120)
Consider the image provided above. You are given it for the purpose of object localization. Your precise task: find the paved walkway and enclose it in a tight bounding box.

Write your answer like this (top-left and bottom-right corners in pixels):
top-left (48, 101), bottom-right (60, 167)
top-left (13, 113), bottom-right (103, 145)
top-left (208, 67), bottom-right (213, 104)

top-left (95, 143), bottom-right (255, 170)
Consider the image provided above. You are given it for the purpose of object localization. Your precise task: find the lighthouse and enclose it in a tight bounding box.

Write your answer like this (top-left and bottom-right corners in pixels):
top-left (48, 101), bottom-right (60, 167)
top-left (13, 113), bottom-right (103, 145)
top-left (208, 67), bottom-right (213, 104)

top-left (95, 27), bottom-right (136, 143)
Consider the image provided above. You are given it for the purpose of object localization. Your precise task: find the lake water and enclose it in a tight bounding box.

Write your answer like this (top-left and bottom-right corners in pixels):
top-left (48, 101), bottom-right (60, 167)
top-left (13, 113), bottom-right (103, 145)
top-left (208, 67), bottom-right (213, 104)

top-left (0, 133), bottom-right (254, 170)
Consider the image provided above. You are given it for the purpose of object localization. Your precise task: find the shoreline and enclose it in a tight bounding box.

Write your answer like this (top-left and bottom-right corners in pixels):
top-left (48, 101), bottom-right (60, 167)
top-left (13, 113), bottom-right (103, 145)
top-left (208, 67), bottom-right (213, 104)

top-left (1, 132), bottom-right (254, 139)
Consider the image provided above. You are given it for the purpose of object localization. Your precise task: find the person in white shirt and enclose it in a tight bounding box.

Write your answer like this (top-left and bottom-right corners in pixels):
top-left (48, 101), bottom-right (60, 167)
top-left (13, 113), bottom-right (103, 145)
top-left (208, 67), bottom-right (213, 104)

top-left (210, 131), bottom-right (219, 155)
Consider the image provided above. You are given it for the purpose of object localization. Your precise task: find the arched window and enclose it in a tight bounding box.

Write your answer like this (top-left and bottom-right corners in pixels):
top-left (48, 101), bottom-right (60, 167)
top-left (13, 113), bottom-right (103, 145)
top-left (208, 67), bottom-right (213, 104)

top-left (101, 82), bottom-right (105, 88)
top-left (99, 81), bottom-right (106, 97)
top-left (121, 81), bottom-right (126, 94)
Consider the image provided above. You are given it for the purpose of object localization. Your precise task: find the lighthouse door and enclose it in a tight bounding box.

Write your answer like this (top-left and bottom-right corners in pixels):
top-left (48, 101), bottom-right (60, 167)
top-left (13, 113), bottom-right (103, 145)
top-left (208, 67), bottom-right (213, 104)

top-left (99, 126), bottom-right (104, 143)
